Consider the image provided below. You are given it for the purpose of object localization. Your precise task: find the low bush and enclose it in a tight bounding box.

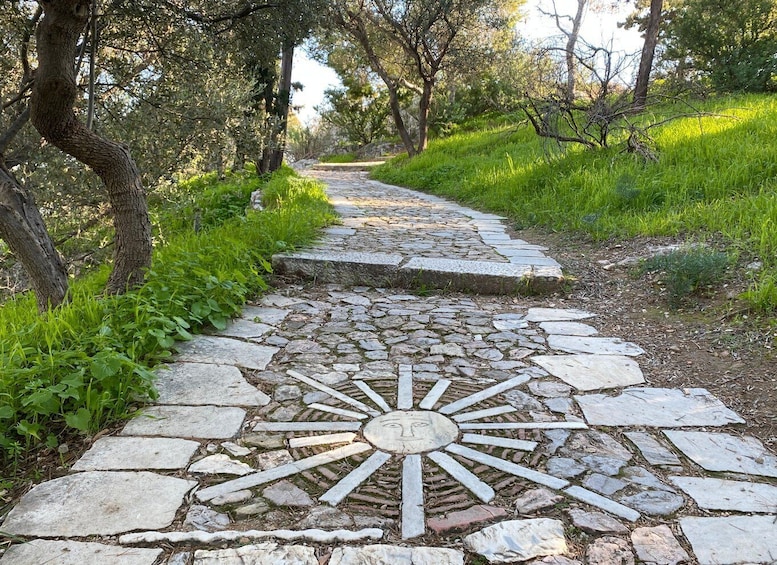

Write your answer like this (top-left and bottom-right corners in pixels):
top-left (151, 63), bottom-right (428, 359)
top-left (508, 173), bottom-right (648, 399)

top-left (0, 167), bottom-right (334, 468)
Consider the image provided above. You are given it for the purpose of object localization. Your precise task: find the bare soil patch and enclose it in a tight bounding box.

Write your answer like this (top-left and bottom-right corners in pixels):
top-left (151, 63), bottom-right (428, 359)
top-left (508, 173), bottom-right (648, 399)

top-left (517, 227), bottom-right (776, 449)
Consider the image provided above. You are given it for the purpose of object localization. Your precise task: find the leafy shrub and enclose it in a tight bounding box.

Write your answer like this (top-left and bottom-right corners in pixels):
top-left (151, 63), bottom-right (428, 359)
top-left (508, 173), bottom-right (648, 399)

top-left (0, 168), bottom-right (333, 466)
top-left (639, 247), bottom-right (731, 307)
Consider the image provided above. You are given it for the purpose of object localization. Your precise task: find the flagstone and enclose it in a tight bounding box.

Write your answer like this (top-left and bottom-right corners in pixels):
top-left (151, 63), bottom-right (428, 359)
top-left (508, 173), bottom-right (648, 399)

top-left (72, 437), bottom-right (199, 471)
top-left (241, 305), bottom-right (290, 325)
top-left (539, 322), bottom-right (598, 336)
top-left (330, 545), bottom-right (465, 565)
top-left (1, 471), bottom-right (195, 536)
top-left (464, 519), bottom-right (568, 563)
top-left (175, 335), bottom-right (279, 370)
top-left (624, 432), bottom-right (682, 466)
top-left (189, 454), bottom-right (253, 476)
top-left (193, 544), bottom-right (318, 565)
top-left (216, 318), bottom-right (274, 341)
top-left (121, 405), bottom-right (246, 439)
top-left (548, 335), bottom-right (644, 356)
top-left (631, 525), bottom-right (689, 565)
top-left (0, 540), bottom-right (162, 565)
top-left (680, 516), bottom-right (777, 564)
top-left (664, 431), bottom-right (777, 477)
top-left (155, 363), bottom-right (270, 406)
top-left (530, 355), bottom-right (644, 391)
top-left (670, 476), bottom-right (777, 512)
top-left (525, 308), bottom-right (595, 322)
top-left (576, 388), bottom-right (745, 427)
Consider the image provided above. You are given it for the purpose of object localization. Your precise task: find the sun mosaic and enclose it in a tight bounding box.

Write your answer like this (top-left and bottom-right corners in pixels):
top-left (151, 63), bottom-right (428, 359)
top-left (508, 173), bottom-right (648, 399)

top-left (197, 364), bottom-right (641, 538)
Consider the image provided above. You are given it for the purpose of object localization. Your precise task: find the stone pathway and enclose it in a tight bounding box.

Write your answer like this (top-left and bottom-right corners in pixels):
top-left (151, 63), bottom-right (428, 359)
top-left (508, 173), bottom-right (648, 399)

top-left (2, 169), bottom-right (776, 565)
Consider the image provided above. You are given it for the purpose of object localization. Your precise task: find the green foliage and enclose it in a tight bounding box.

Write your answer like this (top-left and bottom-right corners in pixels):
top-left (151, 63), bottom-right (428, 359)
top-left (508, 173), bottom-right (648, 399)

top-left (320, 77), bottom-right (393, 146)
top-left (320, 153), bottom-right (358, 163)
top-left (372, 94), bottom-right (777, 310)
top-left (0, 168), bottom-right (333, 465)
top-left (663, 0), bottom-right (777, 92)
top-left (639, 247), bottom-right (731, 307)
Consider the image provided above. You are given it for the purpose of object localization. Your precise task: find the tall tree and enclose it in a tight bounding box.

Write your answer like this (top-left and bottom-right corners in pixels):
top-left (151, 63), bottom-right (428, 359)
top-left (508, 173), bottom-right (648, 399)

top-left (540, 0), bottom-right (588, 101)
top-left (628, 0), bottom-right (665, 109)
top-left (326, 0), bottom-right (521, 156)
top-left (31, 0), bottom-right (152, 294)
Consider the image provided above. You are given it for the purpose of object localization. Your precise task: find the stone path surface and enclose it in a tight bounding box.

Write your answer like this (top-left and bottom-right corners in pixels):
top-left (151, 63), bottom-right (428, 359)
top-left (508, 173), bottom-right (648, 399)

top-left (2, 168), bottom-right (776, 564)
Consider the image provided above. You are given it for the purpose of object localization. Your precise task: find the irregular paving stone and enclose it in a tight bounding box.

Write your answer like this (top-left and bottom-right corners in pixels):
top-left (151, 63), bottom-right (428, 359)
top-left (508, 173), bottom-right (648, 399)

top-left (562, 431), bottom-right (632, 462)
top-left (664, 431), bottom-right (777, 477)
top-left (1, 471), bottom-right (195, 536)
top-left (621, 466), bottom-right (675, 492)
top-left (189, 454), bottom-right (253, 476)
top-left (530, 355), bottom-right (644, 391)
top-left (255, 449), bottom-right (294, 470)
top-left (0, 540), bottom-right (162, 565)
top-left (274, 384), bottom-right (302, 401)
top-left (539, 322), bottom-right (598, 336)
top-left (525, 308), bottom-right (594, 322)
top-left (631, 525), bottom-right (689, 565)
top-left (618, 491), bottom-right (684, 516)
top-left (464, 519), bottom-right (568, 563)
top-left (430, 343), bottom-right (466, 357)
top-left (427, 505), bottom-right (508, 533)
top-left (527, 558), bottom-right (582, 565)
top-left (680, 516), bottom-right (777, 564)
top-left (586, 536), bottom-right (634, 565)
top-left (216, 318), bottom-right (274, 341)
top-left (577, 388), bottom-right (745, 428)
top-left (547, 335), bottom-right (644, 356)
top-left (583, 473), bottom-right (628, 495)
top-left (221, 442), bottom-right (251, 457)
top-left (193, 543), bottom-right (317, 565)
top-left (528, 380), bottom-right (573, 398)
top-left (241, 305), bottom-right (290, 325)
top-left (624, 432), bottom-right (682, 466)
top-left (546, 457), bottom-right (586, 478)
top-left (155, 363), bottom-right (270, 406)
top-left (580, 455), bottom-right (629, 476)
top-left (210, 490), bottom-right (253, 506)
top-left (568, 509), bottom-right (627, 534)
top-left (184, 505), bottom-right (230, 532)
top-left (234, 500), bottom-right (270, 517)
top-left (121, 406), bottom-right (245, 439)
top-left (670, 476), bottom-right (777, 512)
top-left (297, 506), bottom-right (354, 529)
top-left (330, 545), bottom-right (465, 565)
top-left (72, 436), bottom-right (199, 471)
top-left (175, 335), bottom-right (279, 370)
top-left (243, 432), bottom-right (285, 450)
top-left (168, 552), bottom-right (192, 565)
top-left (262, 480), bottom-right (314, 506)
top-left (503, 389), bottom-right (544, 411)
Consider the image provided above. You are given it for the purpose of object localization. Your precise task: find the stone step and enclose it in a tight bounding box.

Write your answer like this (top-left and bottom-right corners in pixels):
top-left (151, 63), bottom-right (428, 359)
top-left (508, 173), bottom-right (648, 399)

top-left (271, 251), bottom-right (564, 295)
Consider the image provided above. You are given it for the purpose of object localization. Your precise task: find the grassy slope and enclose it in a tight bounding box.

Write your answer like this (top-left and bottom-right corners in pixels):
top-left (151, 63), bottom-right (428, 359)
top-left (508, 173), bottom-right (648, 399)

top-left (0, 168), bottom-right (334, 467)
top-left (373, 95), bottom-right (777, 309)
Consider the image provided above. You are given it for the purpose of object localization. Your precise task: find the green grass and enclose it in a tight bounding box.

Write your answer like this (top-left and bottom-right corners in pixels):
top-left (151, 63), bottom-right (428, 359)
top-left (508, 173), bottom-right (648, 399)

top-left (373, 94), bottom-right (777, 311)
top-left (0, 167), bottom-right (334, 467)
top-left (320, 153), bottom-right (358, 163)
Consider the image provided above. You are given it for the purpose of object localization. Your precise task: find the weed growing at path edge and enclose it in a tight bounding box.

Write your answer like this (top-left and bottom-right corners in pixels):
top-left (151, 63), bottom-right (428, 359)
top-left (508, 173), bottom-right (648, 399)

top-left (0, 167), bottom-right (334, 468)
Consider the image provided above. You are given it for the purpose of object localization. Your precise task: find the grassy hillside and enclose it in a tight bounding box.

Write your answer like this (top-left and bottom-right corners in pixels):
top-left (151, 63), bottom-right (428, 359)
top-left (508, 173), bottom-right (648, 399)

top-left (373, 95), bottom-right (777, 310)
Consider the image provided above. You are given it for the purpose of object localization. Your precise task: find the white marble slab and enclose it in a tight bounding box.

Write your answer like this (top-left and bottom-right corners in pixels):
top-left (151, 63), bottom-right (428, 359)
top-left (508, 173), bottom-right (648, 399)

top-left (121, 406), bottom-right (246, 439)
top-left (175, 336), bottom-right (278, 370)
top-left (428, 451), bottom-right (495, 503)
top-left (680, 516), bottom-right (777, 564)
top-left (464, 519), bottom-right (568, 563)
top-left (562, 486), bottom-right (640, 522)
top-left (539, 322), bottom-right (599, 336)
top-left (402, 454), bottom-right (425, 539)
top-left (447, 444), bottom-right (569, 489)
top-left (665, 431), bottom-right (777, 477)
top-left (439, 374), bottom-right (531, 415)
top-left (548, 335), bottom-right (645, 356)
top-left (461, 433), bottom-right (538, 452)
top-left (670, 476), bottom-right (777, 512)
top-left (525, 308), bottom-right (595, 322)
top-left (330, 545), bottom-right (464, 565)
top-left (320, 451), bottom-right (392, 506)
top-left (531, 354), bottom-right (644, 391)
top-left (72, 437), bottom-right (199, 471)
top-left (154, 362), bottom-right (270, 406)
top-left (0, 541), bottom-right (162, 565)
top-left (576, 388), bottom-right (745, 427)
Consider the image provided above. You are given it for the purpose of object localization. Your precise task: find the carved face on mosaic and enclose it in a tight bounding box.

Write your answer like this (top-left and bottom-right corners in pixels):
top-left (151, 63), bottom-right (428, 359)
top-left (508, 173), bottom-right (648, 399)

top-left (363, 410), bottom-right (459, 455)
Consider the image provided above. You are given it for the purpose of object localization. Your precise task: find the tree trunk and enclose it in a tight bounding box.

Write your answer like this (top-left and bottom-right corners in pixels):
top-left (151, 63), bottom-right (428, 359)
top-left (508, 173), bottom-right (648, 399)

top-left (633, 0), bottom-right (663, 110)
top-left (269, 44), bottom-right (294, 172)
top-left (564, 0), bottom-right (587, 102)
top-left (387, 85), bottom-right (417, 157)
top-left (0, 160), bottom-right (68, 311)
top-left (31, 0), bottom-right (151, 294)
top-left (417, 80), bottom-right (433, 153)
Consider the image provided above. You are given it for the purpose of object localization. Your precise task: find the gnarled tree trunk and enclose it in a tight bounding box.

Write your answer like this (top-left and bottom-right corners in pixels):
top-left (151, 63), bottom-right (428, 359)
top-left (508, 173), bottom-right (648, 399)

top-left (0, 160), bottom-right (68, 311)
top-left (31, 0), bottom-right (151, 293)
top-left (633, 0), bottom-right (663, 110)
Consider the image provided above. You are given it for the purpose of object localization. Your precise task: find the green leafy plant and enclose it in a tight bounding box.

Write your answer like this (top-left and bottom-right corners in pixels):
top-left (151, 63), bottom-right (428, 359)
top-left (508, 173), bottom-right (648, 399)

top-left (639, 247), bottom-right (731, 307)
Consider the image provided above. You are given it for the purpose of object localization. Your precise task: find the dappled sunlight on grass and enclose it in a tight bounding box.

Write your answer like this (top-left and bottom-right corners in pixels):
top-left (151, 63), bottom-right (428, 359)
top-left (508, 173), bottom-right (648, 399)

top-left (374, 94), bottom-right (777, 311)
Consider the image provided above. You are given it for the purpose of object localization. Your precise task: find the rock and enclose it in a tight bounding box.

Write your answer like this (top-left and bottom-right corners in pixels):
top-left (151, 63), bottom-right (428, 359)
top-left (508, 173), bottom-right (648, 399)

top-left (274, 384), bottom-right (302, 401)
top-left (121, 405), bottom-right (246, 440)
top-left (631, 525), bottom-right (689, 565)
top-left (428, 505), bottom-right (508, 533)
top-left (670, 476), bottom-right (777, 512)
top-left (193, 543), bottom-right (317, 565)
top-left (525, 308), bottom-right (594, 322)
top-left (464, 519), bottom-right (568, 563)
top-left (680, 516), bottom-right (777, 565)
top-left (221, 442), bottom-right (251, 457)
top-left (624, 432), bottom-right (681, 466)
top-left (430, 343), bottom-right (466, 357)
top-left (297, 506), bottom-right (354, 529)
top-left (243, 433), bottom-right (285, 450)
top-left (539, 322), bottom-right (598, 336)
top-left (530, 355), bottom-right (644, 391)
top-left (71, 437), bottom-right (199, 471)
top-left (262, 480), bottom-right (314, 507)
top-left (189, 454), bottom-right (253, 476)
top-left (174, 336), bottom-right (279, 370)
top-left (562, 431), bottom-right (632, 462)
top-left (234, 500), bottom-right (271, 517)
top-left (1, 472), bottom-right (195, 537)
top-left (329, 545), bottom-right (465, 565)
top-left (576, 388), bottom-right (744, 427)
top-left (514, 488), bottom-right (563, 513)
top-left (621, 466), bottom-right (675, 492)
top-left (528, 380), bottom-right (573, 398)
top-left (503, 390), bottom-right (544, 411)
top-left (664, 431), bottom-right (777, 477)
top-left (582, 473), bottom-right (627, 495)
top-left (586, 536), bottom-right (634, 565)
top-left (255, 449), bottom-right (294, 470)
top-left (210, 490), bottom-right (253, 506)
top-left (547, 336), bottom-right (644, 356)
top-left (618, 491), bottom-right (684, 516)
top-left (568, 509), bottom-right (627, 534)
top-left (0, 540), bottom-right (162, 565)
top-left (580, 455), bottom-right (629, 476)
top-left (546, 457), bottom-right (585, 478)
top-left (184, 505), bottom-right (230, 532)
